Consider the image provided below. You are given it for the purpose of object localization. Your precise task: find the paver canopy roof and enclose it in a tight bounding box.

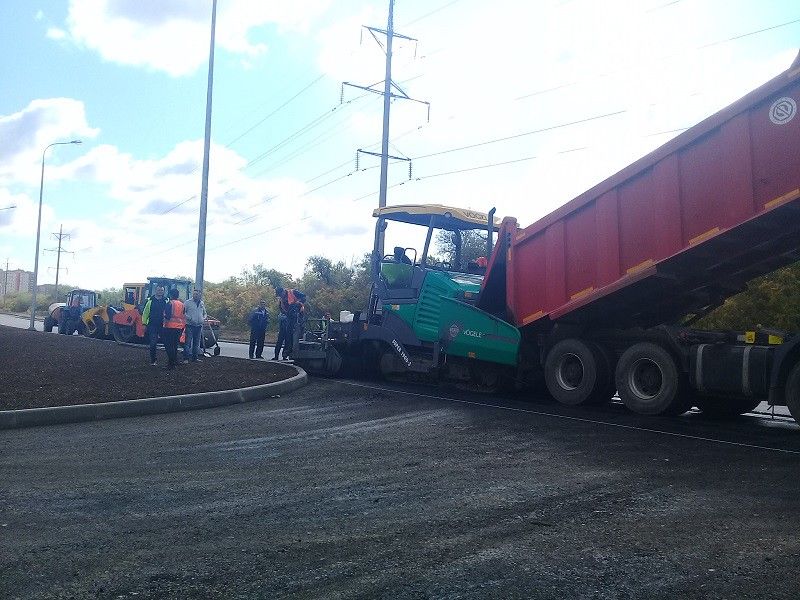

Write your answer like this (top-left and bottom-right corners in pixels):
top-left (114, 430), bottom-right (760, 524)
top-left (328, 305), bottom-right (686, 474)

top-left (372, 204), bottom-right (500, 230)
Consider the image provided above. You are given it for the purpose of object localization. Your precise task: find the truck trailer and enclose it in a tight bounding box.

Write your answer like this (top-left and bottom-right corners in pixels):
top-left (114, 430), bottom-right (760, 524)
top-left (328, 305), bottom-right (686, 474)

top-left (293, 52), bottom-right (800, 427)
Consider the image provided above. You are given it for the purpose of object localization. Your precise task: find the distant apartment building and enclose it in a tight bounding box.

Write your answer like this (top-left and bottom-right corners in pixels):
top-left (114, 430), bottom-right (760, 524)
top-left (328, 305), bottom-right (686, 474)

top-left (0, 269), bottom-right (34, 296)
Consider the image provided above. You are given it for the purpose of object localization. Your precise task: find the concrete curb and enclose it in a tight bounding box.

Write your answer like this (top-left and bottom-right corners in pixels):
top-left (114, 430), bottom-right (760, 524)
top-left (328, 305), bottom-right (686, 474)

top-left (0, 366), bottom-right (308, 430)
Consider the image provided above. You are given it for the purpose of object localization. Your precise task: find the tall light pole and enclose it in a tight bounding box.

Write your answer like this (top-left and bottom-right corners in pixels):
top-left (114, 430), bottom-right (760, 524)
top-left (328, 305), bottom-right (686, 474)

top-left (195, 0), bottom-right (217, 294)
top-left (29, 140), bottom-right (82, 330)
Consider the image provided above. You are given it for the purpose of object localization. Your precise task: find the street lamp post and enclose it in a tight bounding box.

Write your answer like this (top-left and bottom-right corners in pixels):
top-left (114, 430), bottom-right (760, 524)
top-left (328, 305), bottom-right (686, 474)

top-left (195, 0), bottom-right (217, 294)
top-left (29, 140), bottom-right (82, 330)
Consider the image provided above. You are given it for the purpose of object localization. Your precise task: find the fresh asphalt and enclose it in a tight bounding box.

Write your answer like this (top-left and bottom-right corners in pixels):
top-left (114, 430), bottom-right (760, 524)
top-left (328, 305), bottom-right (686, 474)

top-left (3, 311), bottom-right (800, 597)
top-left (2, 377), bottom-right (799, 599)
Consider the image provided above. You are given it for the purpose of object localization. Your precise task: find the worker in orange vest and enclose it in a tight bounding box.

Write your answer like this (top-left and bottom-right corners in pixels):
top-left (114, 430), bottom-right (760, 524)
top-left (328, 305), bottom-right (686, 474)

top-left (162, 288), bottom-right (186, 370)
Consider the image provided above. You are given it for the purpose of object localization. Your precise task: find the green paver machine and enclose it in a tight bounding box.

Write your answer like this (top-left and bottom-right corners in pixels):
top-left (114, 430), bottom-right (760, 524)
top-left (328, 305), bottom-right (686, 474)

top-left (292, 204), bottom-right (520, 388)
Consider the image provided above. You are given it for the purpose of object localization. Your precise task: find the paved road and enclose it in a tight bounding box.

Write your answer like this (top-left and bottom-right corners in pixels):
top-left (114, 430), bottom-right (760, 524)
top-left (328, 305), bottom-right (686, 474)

top-left (0, 312), bottom-right (276, 360)
top-left (2, 378), bottom-right (799, 599)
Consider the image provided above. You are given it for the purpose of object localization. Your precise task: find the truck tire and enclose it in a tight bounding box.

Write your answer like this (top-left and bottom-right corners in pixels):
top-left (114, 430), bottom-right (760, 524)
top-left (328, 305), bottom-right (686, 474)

top-left (43, 316), bottom-right (55, 333)
top-left (784, 363), bottom-right (800, 426)
top-left (696, 396), bottom-right (761, 418)
top-left (615, 342), bottom-right (689, 416)
top-left (544, 339), bottom-right (604, 406)
top-left (112, 322), bottom-right (136, 344)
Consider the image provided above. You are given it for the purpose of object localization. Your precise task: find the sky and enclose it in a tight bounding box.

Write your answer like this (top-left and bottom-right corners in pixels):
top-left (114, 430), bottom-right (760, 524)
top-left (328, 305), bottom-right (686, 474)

top-left (0, 0), bottom-right (798, 290)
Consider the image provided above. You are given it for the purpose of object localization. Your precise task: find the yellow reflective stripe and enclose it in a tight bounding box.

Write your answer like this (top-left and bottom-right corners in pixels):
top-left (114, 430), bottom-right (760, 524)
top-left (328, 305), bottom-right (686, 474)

top-left (689, 227), bottom-right (720, 246)
top-left (522, 310), bottom-right (544, 325)
top-left (626, 258), bottom-right (654, 275)
top-left (570, 286), bottom-right (595, 301)
top-left (764, 188), bottom-right (800, 210)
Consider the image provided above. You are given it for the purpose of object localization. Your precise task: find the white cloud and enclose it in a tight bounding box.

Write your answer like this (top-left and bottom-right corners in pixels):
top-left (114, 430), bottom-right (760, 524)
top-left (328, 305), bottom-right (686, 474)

top-left (45, 27), bottom-right (67, 40)
top-left (35, 9), bottom-right (44, 21)
top-left (58, 0), bottom-right (333, 77)
top-left (0, 98), bottom-right (98, 186)
top-left (0, 189), bottom-right (54, 239)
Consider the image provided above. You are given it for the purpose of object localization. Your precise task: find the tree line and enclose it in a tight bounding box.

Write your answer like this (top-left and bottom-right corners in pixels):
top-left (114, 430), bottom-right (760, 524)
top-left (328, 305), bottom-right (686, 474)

top-left (4, 246), bottom-right (800, 336)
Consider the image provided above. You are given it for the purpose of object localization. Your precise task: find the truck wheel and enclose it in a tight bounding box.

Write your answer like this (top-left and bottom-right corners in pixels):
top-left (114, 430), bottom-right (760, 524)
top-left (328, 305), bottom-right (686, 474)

top-left (784, 363), bottom-right (800, 426)
top-left (696, 396), bottom-right (761, 418)
top-left (112, 323), bottom-right (136, 344)
top-left (544, 339), bottom-right (603, 406)
top-left (615, 342), bottom-right (689, 416)
top-left (43, 316), bottom-right (55, 333)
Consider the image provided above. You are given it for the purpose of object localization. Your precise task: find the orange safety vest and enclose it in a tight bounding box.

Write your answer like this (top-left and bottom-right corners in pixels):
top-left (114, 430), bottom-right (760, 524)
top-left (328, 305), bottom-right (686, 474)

top-left (163, 300), bottom-right (186, 330)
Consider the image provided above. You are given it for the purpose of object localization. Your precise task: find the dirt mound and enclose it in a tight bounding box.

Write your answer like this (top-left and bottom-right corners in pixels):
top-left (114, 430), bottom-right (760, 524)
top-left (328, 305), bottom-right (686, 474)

top-left (0, 325), bottom-right (297, 410)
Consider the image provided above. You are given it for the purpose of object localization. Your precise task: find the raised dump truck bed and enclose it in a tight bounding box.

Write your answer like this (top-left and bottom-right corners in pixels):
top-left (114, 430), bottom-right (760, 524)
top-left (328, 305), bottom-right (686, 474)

top-left (477, 52), bottom-right (800, 422)
top-left (480, 53), bottom-right (800, 332)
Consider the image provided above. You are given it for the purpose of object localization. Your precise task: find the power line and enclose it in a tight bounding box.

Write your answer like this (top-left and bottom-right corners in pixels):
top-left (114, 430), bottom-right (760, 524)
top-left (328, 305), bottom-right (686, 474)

top-left (515, 15), bottom-right (800, 102)
top-left (699, 16), bottom-right (800, 49)
top-left (154, 95), bottom-right (372, 220)
top-left (233, 170), bottom-right (357, 225)
top-left (209, 215), bottom-right (314, 251)
top-left (401, 0), bottom-right (463, 27)
top-left (412, 110), bottom-right (626, 160)
top-left (224, 74), bottom-right (326, 149)
top-left (244, 100), bottom-right (360, 170)
top-left (159, 194), bottom-right (198, 215)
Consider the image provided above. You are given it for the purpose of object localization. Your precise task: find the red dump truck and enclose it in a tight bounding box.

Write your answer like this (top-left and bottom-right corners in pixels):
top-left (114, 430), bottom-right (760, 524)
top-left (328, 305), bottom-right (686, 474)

top-left (478, 51), bottom-right (800, 422)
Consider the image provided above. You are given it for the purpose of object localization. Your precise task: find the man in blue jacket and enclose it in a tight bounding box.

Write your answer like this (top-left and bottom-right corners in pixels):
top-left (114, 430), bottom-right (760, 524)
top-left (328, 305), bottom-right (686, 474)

top-left (142, 286), bottom-right (168, 366)
top-left (248, 299), bottom-right (270, 359)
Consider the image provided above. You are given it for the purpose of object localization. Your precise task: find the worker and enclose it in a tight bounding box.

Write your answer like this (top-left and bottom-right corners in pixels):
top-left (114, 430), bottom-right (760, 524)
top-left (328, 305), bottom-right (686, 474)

top-left (273, 288), bottom-right (289, 361)
top-left (392, 246), bottom-right (412, 264)
top-left (183, 288), bottom-right (207, 363)
top-left (142, 285), bottom-right (168, 366)
top-left (61, 296), bottom-right (84, 335)
top-left (162, 288), bottom-right (185, 370)
top-left (248, 299), bottom-right (270, 359)
top-left (276, 286), bottom-right (306, 360)
top-left (468, 255), bottom-right (489, 275)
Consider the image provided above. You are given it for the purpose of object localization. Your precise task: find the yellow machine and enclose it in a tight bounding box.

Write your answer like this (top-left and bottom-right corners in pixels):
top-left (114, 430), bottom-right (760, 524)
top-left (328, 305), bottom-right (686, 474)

top-left (80, 283), bottom-right (146, 339)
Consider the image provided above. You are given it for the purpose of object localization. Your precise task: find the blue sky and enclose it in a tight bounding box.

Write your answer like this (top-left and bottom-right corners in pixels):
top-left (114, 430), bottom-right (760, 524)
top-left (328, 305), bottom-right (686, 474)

top-left (1, 0), bottom-right (798, 289)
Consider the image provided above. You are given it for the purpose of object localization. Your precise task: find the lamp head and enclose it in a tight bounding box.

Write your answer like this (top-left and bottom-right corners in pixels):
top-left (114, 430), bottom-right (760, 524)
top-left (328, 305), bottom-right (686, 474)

top-left (70, 140), bottom-right (82, 144)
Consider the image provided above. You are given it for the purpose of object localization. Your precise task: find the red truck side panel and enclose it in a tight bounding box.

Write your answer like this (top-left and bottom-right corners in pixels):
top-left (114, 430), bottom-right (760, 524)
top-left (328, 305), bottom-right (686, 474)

top-left (481, 57), bottom-right (800, 332)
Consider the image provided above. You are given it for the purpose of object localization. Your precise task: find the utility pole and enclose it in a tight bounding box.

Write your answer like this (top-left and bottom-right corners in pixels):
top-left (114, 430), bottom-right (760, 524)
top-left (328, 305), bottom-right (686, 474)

top-left (341, 0), bottom-right (429, 269)
top-left (44, 224), bottom-right (73, 298)
top-left (2, 258), bottom-right (8, 297)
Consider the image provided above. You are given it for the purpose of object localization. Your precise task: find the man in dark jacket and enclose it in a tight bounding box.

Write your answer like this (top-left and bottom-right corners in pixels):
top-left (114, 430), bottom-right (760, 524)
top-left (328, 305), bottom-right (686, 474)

top-left (273, 288), bottom-right (288, 361)
top-left (142, 285), bottom-right (168, 366)
top-left (248, 299), bottom-right (270, 359)
top-left (275, 287), bottom-right (305, 360)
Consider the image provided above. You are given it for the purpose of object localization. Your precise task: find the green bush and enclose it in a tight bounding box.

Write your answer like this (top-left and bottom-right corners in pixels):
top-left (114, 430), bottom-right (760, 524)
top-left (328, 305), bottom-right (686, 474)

top-left (0, 292), bottom-right (33, 313)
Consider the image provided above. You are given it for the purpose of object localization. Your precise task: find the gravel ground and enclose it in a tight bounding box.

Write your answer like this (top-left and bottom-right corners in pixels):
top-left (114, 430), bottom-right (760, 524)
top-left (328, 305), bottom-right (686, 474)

top-left (1, 378), bottom-right (799, 599)
top-left (0, 325), bottom-right (296, 410)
